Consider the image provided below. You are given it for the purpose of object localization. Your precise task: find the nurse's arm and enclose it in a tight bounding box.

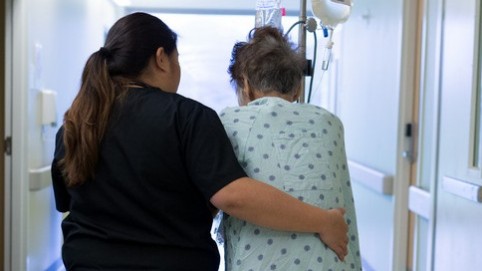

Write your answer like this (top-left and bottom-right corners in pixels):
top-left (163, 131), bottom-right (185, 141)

top-left (210, 177), bottom-right (348, 261)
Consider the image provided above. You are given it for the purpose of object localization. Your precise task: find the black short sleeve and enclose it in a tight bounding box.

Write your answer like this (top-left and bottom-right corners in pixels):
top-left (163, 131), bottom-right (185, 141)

top-left (51, 126), bottom-right (71, 212)
top-left (179, 102), bottom-right (247, 200)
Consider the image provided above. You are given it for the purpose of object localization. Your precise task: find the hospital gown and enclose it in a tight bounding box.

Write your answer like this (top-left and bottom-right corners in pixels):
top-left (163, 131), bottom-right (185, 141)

top-left (219, 97), bottom-right (362, 271)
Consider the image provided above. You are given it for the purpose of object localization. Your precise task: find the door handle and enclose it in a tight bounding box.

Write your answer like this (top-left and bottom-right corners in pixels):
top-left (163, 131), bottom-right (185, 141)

top-left (403, 123), bottom-right (415, 163)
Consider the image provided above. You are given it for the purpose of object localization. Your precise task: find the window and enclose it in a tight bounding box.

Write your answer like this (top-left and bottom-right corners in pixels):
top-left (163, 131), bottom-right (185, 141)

top-left (152, 13), bottom-right (255, 113)
top-left (153, 13), bottom-right (313, 113)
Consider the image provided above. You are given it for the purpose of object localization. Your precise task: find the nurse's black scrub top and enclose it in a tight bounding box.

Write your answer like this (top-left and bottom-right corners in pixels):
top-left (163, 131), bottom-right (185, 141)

top-left (51, 87), bottom-right (247, 271)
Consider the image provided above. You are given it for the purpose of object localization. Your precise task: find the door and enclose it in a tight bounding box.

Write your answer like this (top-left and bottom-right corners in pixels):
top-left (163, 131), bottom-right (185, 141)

top-left (433, 0), bottom-right (482, 270)
top-left (334, 0), bottom-right (416, 270)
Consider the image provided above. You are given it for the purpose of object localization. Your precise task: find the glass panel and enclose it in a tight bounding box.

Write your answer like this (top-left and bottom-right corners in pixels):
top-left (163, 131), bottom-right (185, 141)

top-left (474, 5), bottom-right (482, 168)
top-left (476, 89), bottom-right (481, 168)
top-left (415, 218), bottom-right (429, 271)
top-left (417, 0), bottom-right (441, 190)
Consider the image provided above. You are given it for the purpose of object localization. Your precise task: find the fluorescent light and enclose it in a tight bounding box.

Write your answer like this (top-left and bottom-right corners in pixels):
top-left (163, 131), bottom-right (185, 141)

top-left (112, 0), bottom-right (132, 7)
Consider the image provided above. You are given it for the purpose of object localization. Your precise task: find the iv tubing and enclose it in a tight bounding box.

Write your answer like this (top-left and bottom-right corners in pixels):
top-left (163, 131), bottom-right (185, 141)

top-left (321, 28), bottom-right (334, 71)
top-left (307, 29), bottom-right (318, 103)
top-left (285, 20), bottom-right (305, 36)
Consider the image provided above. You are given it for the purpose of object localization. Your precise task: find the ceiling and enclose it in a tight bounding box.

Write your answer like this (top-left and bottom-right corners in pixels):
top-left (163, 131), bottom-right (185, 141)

top-left (116, 0), bottom-right (305, 14)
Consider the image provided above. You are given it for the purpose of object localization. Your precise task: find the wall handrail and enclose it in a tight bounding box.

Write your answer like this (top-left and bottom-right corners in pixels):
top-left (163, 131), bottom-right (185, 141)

top-left (348, 160), bottom-right (393, 195)
top-left (408, 185), bottom-right (431, 219)
top-left (442, 176), bottom-right (482, 203)
top-left (29, 165), bottom-right (52, 191)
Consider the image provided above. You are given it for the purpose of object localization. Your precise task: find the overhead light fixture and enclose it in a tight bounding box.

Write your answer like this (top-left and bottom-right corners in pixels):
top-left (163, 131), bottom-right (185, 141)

top-left (112, 0), bottom-right (132, 7)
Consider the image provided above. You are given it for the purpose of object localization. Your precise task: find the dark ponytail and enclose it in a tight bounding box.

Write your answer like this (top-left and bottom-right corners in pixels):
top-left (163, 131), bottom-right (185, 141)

top-left (59, 12), bottom-right (177, 186)
top-left (60, 51), bottom-right (117, 186)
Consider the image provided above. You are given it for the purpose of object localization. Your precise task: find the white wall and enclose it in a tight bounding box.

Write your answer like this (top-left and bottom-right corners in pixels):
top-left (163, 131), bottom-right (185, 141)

top-left (9, 0), bottom-right (120, 270)
top-left (335, 0), bottom-right (405, 270)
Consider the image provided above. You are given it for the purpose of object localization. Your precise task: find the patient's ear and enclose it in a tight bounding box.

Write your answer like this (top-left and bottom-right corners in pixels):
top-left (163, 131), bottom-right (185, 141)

top-left (237, 87), bottom-right (250, 106)
top-left (292, 85), bottom-right (302, 102)
top-left (236, 78), bottom-right (254, 106)
top-left (243, 78), bottom-right (256, 102)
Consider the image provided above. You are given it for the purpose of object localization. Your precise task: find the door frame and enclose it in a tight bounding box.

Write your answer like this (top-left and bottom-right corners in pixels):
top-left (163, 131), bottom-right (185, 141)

top-left (404, 0), bottom-right (424, 269)
top-left (1, 0), bottom-right (6, 268)
top-left (394, 0), bottom-right (421, 270)
top-left (5, 0), bottom-right (29, 270)
top-left (406, 0), bottom-right (445, 270)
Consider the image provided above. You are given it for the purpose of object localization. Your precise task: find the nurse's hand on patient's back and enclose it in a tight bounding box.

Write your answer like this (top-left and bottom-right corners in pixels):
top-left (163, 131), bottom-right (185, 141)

top-left (318, 208), bottom-right (349, 261)
top-left (211, 177), bottom-right (349, 260)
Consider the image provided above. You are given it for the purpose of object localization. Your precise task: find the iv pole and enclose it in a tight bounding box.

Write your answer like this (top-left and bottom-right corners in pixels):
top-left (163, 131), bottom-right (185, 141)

top-left (297, 0), bottom-right (307, 104)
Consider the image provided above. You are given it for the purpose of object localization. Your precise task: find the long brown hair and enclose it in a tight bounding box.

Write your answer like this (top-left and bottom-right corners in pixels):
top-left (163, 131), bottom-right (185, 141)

top-left (60, 12), bottom-right (177, 186)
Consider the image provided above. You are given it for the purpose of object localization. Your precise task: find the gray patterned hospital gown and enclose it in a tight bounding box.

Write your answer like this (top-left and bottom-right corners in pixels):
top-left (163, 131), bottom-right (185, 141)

top-left (219, 97), bottom-right (362, 271)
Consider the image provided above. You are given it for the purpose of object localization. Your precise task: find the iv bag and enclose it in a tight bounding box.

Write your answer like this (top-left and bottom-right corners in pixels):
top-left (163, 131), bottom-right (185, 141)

top-left (311, 0), bottom-right (353, 29)
top-left (255, 0), bottom-right (283, 32)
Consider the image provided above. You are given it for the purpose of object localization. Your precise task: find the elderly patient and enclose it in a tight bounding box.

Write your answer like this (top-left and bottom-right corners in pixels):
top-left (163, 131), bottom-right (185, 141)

top-left (219, 26), bottom-right (362, 271)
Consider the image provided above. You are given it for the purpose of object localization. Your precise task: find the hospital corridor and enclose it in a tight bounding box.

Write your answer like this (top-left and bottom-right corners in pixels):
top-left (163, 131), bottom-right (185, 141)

top-left (1, 0), bottom-right (482, 270)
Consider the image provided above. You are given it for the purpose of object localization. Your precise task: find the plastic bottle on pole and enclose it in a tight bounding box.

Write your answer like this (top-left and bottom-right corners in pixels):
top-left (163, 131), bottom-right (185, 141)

top-left (255, 0), bottom-right (284, 32)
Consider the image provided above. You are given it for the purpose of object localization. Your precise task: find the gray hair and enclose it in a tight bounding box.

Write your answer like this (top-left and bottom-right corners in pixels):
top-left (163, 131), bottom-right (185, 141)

top-left (228, 26), bottom-right (306, 96)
